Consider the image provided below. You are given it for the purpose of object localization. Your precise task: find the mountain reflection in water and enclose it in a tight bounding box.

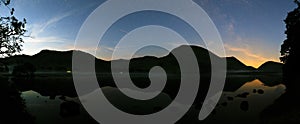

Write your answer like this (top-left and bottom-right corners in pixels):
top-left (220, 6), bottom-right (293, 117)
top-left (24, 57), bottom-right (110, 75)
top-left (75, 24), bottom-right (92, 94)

top-left (21, 78), bottom-right (285, 124)
top-left (204, 79), bottom-right (285, 124)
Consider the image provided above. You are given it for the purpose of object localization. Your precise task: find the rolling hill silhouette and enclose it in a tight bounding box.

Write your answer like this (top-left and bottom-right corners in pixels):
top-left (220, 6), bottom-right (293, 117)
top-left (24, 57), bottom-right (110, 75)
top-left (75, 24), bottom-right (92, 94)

top-left (0, 45), bottom-right (283, 90)
top-left (0, 45), bottom-right (269, 74)
top-left (256, 61), bottom-right (283, 86)
top-left (0, 45), bottom-right (284, 114)
top-left (258, 61), bottom-right (283, 73)
top-left (226, 57), bottom-right (256, 73)
top-left (0, 45), bottom-right (283, 93)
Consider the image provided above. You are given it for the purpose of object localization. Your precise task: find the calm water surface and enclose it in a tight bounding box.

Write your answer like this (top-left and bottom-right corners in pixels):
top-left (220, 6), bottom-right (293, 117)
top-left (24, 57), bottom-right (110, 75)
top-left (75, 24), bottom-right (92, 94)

top-left (21, 79), bottom-right (285, 124)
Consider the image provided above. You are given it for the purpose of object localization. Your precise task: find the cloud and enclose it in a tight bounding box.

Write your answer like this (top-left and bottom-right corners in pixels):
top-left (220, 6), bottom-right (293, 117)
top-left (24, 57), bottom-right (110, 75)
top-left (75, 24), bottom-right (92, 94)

top-left (119, 29), bottom-right (129, 34)
top-left (23, 10), bottom-right (76, 44)
top-left (29, 12), bottom-right (73, 37)
top-left (21, 12), bottom-right (75, 55)
top-left (223, 43), bottom-right (280, 68)
top-left (101, 46), bottom-right (114, 52)
top-left (24, 36), bottom-right (71, 43)
top-left (242, 0), bottom-right (249, 4)
top-left (226, 22), bottom-right (236, 36)
top-left (224, 44), bottom-right (268, 61)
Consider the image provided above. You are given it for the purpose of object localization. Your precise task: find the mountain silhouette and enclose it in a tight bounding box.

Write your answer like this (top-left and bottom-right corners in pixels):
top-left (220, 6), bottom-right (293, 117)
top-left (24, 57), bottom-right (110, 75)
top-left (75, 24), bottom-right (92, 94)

top-left (258, 61), bottom-right (283, 73)
top-left (226, 57), bottom-right (256, 73)
top-left (1, 45), bottom-right (284, 92)
top-left (0, 45), bottom-right (260, 74)
top-left (0, 45), bottom-right (284, 117)
top-left (0, 45), bottom-right (282, 93)
top-left (256, 61), bottom-right (283, 86)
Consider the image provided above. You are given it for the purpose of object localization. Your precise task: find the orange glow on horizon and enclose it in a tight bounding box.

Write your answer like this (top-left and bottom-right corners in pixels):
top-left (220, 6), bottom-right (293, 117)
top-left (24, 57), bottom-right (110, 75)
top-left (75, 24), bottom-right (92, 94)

top-left (233, 56), bottom-right (281, 68)
top-left (224, 44), bottom-right (282, 68)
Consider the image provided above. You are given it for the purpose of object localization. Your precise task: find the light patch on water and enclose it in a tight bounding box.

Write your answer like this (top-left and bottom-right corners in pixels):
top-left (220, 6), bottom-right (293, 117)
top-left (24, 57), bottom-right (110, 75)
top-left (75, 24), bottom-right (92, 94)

top-left (21, 91), bottom-right (95, 124)
top-left (204, 79), bottom-right (286, 124)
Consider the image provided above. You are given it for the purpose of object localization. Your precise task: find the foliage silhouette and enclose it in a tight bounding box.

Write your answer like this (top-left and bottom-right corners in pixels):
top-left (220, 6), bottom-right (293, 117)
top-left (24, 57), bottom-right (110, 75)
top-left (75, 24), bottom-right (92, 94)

top-left (12, 62), bottom-right (36, 79)
top-left (0, 1), bottom-right (33, 123)
top-left (260, 1), bottom-right (300, 123)
top-left (0, 77), bottom-right (34, 123)
top-left (0, 0), bottom-right (26, 57)
top-left (280, 0), bottom-right (300, 90)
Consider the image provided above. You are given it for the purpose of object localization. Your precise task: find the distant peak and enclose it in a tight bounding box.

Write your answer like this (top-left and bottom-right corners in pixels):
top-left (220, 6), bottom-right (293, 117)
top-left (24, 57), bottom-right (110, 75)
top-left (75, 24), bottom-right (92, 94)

top-left (39, 49), bottom-right (73, 53)
top-left (226, 56), bottom-right (238, 59)
top-left (258, 61), bottom-right (283, 69)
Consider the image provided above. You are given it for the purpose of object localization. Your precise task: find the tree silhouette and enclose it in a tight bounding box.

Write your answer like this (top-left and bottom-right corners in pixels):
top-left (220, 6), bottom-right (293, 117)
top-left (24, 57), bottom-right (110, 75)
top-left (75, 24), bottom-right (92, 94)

top-left (12, 62), bottom-right (36, 80)
top-left (280, 0), bottom-right (300, 90)
top-left (0, 0), bottom-right (26, 57)
top-left (0, 1), bottom-right (34, 123)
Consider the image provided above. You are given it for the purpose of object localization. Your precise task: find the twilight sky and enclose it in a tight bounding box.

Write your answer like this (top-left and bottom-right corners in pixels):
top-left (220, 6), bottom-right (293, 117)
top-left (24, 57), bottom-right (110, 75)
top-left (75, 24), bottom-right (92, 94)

top-left (0, 0), bottom-right (297, 68)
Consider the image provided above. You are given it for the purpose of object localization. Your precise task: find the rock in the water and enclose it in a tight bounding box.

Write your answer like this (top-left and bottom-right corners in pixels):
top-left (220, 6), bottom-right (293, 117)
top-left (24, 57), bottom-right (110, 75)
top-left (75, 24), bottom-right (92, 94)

top-left (240, 101), bottom-right (249, 111)
top-left (236, 92), bottom-right (250, 98)
top-left (258, 89), bottom-right (264, 94)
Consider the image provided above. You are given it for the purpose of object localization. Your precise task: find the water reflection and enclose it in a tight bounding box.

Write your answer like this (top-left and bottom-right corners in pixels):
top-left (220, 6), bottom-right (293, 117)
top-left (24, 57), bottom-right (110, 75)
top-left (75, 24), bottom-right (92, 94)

top-left (20, 78), bottom-right (285, 124)
top-left (204, 79), bottom-right (285, 124)
top-left (22, 91), bottom-right (97, 124)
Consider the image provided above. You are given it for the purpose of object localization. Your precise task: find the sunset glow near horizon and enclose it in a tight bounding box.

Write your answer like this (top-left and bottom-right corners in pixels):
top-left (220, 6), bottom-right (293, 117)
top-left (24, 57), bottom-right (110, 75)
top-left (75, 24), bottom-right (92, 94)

top-left (0, 0), bottom-right (297, 68)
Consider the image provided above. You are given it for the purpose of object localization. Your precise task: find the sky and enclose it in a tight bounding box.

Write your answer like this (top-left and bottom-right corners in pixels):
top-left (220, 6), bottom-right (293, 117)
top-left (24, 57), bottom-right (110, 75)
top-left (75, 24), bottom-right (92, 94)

top-left (0, 0), bottom-right (297, 68)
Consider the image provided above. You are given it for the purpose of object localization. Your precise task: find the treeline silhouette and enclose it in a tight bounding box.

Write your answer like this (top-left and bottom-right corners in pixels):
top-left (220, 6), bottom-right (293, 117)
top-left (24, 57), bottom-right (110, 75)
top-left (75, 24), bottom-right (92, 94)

top-left (261, 1), bottom-right (300, 123)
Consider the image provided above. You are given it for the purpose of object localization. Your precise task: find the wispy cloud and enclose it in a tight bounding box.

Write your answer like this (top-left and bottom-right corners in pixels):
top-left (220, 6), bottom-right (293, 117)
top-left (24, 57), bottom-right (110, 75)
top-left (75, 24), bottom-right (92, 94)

top-left (119, 29), bottom-right (129, 34)
top-left (29, 12), bottom-right (73, 37)
top-left (20, 11), bottom-right (76, 56)
top-left (226, 22), bottom-right (235, 36)
top-left (24, 36), bottom-right (70, 43)
top-left (223, 43), bottom-right (279, 68)
top-left (241, 0), bottom-right (249, 4)
top-left (224, 44), bottom-right (268, 61)
top-left (22, 9), bottom-right (77, 45)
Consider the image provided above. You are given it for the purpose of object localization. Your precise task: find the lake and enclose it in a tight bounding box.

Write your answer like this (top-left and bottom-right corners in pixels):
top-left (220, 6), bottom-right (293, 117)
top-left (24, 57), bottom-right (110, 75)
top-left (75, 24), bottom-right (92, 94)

top-left (20, 77), bottom-right (285, 124)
